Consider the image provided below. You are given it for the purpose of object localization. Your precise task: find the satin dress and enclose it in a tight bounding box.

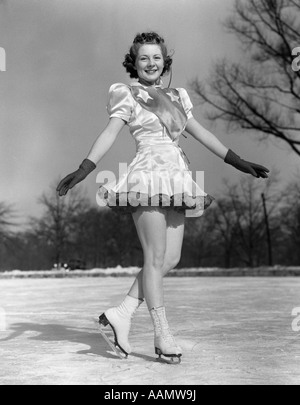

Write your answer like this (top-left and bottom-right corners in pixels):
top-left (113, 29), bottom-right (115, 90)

top-left (97, 81), bottom-right (215, 217)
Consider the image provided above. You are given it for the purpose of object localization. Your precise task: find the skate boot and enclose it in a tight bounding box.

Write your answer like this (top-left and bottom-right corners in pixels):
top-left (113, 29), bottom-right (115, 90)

top-left (99, 295), bottom-right (143, 358)
top-left (150, 306), bottom-right (182, 364)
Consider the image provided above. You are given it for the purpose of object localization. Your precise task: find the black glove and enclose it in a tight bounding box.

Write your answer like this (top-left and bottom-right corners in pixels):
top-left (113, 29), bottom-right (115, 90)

top-left (224, 149), bottom-right (269, 178)
top-left (57, 159), bottom-right (96, 196)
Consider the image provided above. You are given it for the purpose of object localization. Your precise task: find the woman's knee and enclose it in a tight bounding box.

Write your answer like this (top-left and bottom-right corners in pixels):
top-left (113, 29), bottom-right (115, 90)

top-left (144, 249), bottom-right (166, 270)
top-left (163, 254), bottom-right (181, 273)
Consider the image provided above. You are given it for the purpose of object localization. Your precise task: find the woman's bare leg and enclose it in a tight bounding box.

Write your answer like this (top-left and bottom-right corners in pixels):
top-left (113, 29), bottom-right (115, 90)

top-left (100, 209), bottom-right (185, 356)
top-left (131, 207), bottom-right (183, 359)
top-left (131, 206), bottom-right (167, 310)
top-left (128, 209), bottom-right (185, 301)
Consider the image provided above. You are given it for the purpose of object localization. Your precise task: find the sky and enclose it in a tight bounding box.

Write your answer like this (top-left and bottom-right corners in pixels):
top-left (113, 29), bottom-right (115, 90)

top-left (0, 0), bottom-right (299, 230)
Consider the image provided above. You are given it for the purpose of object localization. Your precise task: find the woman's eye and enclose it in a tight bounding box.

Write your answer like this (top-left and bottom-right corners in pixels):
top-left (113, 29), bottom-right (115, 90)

top-left (139, 56), bottom-right (161, 61)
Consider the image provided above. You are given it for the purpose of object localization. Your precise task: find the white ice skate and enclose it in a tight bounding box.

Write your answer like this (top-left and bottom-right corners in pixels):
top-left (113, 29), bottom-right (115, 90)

top-left (150, 306), bottom-right (182, 364)
top-left (98, 295), bottom-right (143, 358)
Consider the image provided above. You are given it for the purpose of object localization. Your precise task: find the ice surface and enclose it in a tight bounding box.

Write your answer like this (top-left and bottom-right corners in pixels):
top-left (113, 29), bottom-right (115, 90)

top-left (0, 277), bottom-right (299, 385)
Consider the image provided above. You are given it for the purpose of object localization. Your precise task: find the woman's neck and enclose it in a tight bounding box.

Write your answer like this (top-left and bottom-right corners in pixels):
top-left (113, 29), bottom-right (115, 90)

top-left (138, 77), bottom-right (162, 87)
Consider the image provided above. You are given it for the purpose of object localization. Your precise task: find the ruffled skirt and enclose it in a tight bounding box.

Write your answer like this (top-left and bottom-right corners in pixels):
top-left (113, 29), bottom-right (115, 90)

top-left (97, 143), bottom-right (215, 217)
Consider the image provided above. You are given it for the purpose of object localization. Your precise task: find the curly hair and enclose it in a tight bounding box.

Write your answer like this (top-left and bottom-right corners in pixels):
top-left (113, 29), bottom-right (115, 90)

top-left (123, 32), bottom-right (173, 79)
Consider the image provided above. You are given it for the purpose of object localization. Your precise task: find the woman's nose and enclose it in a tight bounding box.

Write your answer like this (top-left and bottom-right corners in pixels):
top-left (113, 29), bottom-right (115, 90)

top-left (147, 59), bottom-right (156, 67)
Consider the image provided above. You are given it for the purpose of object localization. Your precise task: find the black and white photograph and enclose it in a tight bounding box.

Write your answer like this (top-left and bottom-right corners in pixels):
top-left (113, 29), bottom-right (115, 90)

top-left (0, 0), bottom-right (300, 387)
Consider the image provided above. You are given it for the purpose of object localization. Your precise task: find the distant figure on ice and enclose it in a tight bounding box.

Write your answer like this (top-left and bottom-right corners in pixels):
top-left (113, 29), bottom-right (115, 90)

top-left (57, 32), bottom-right (269, 363)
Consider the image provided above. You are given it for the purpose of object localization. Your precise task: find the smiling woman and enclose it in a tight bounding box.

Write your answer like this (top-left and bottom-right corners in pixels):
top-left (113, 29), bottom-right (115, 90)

top-left (134, 46), bottom-right (164, 86)
top-left (123, 32), bottom-right (173, 81)
top-left (57, 30), bottom-right (269, 365)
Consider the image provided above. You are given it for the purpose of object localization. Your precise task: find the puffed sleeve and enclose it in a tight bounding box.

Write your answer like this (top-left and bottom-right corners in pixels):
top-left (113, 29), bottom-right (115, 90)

top-left (177, 88), bottom-right (194, 120)
top-left (106, 83), bottom-right (134, 123)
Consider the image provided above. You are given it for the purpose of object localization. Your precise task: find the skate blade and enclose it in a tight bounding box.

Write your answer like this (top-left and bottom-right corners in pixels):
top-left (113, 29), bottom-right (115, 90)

top-left (156, 355), bottom-right (182, 365)
top-left (98, 324), bottom-right (127, 359)
top-left (92, 317), bottom-right (126, 359)
top-left (155, 349), bottom-right (182, 365)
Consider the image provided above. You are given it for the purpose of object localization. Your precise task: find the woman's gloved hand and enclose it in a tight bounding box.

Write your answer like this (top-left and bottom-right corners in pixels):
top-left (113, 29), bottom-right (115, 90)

top-left (224, 149), bottom-right (269, 179)
top-left (57, 159), bottom-right (96, 196)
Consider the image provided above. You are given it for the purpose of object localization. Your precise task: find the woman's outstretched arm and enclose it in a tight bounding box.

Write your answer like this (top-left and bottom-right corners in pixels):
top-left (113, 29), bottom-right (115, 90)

top-left (57, 117), bottom-right (126, 196)
top-left (87, 117), bottom-right (126, 165)
top-left (185, 117), bottom-right (228, 159)
top-left (185, 117), bottom-right (269, 178)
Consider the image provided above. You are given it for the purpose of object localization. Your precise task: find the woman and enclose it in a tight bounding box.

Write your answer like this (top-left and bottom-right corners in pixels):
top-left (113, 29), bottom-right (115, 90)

top-left (57, 32), bottom-right (269, 363)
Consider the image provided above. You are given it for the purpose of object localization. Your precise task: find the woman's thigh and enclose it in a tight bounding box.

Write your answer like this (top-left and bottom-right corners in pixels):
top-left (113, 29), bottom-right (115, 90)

top-left (132, 206), bottom-right (168, 267)
top-left (163, 209), bottom-right (185, 269)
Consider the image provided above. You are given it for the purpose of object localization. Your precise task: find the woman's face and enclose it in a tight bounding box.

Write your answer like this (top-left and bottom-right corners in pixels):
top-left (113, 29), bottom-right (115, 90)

top-left (135, 44), bottom-right (164, 86)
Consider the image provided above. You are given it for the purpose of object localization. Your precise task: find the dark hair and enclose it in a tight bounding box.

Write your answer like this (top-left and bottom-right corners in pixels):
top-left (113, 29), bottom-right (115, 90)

top-left (123, 32), bottom-right (173, 79)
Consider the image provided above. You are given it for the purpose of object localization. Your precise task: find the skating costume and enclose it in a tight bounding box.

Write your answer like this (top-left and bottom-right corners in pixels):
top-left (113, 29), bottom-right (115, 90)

top-left (97, 81), bottom-right (215, 217)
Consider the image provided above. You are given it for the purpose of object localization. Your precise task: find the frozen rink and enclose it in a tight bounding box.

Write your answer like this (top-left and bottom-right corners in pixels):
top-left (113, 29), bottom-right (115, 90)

top-left (0, 277), bottom-right (299, 385)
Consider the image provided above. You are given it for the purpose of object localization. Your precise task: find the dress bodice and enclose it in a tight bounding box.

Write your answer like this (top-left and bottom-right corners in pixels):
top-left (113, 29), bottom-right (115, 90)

top-left (106, 82), bottom-right (194, 152)
top-left (99, 81), bottom-right (215, 218)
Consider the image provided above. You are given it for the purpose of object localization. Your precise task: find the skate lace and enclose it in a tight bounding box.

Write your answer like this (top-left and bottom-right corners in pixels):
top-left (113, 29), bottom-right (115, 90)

top-left (161, 327), bottom-right (178, 347)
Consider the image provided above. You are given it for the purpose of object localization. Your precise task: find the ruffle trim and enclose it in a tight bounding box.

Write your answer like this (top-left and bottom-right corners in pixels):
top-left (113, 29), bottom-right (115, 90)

top-left (97, 188), bottom-right (215, 215)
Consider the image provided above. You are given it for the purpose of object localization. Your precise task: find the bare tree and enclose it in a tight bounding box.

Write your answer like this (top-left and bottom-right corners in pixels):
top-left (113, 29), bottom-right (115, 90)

top-left (210, 198), bottom-right (239, 268)
top-left (0, 201), bottom-right (17, 244)
top-left (212, 175), bottom-right (281, 267)
top-left (181, 209), bottom-right (218, 267)
top-left (279, 179), bottom-right (300, 264)
top-left (31, 182), bottom-right (91, 267)
top-left (191, 0), bottom-right (300, 156)
top-left (0, 202), bottom-right (18, 269)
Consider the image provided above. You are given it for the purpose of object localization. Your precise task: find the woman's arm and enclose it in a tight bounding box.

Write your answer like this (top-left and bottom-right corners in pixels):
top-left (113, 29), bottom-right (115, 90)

top-left (57, 117), bottom-right (126, 196)
top-left (185, 117), bottom-right (228, 159)
top-left (185, 117), bottom-right (269, 178)
top-left (87, 117), bottom-right (126, 165)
